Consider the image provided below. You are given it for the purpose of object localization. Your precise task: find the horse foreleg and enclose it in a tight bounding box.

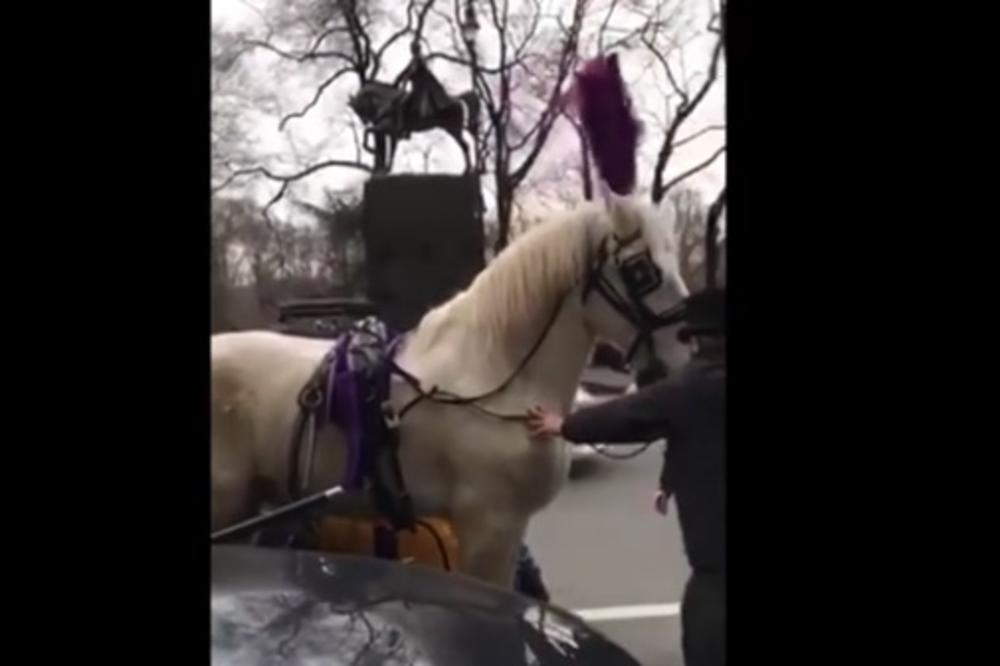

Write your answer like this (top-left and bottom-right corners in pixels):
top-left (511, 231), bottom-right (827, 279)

top-left (451, 499), bottom-right (528, 587)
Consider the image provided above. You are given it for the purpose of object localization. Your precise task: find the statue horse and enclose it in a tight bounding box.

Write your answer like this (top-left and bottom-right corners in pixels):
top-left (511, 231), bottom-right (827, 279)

top-left (211, 191), bottom-right (690, 589)
top-left (349, 77), bottom-right (479, 174)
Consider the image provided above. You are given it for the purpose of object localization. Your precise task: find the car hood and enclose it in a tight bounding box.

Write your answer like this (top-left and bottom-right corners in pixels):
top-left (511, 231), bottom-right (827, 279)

top-left (212, 546), bottom-right (639, 666)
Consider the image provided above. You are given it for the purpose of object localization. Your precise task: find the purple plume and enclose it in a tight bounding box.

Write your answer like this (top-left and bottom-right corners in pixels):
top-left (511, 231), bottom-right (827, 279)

top-left (572, 53), bottom-right (641, 196)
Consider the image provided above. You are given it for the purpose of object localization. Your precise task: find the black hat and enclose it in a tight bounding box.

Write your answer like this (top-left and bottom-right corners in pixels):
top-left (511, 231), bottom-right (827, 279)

top-left (677, 289), bottom-right (726, 342)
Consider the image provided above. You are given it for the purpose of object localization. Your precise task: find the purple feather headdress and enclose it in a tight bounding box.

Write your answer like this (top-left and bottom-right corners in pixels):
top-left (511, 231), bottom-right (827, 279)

top-left (568, 53), bottom-right (642, 196)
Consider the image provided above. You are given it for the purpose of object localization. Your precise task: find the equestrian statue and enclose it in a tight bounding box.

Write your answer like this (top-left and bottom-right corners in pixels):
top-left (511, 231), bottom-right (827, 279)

top-left (349, 41), bottom-right (480, 174)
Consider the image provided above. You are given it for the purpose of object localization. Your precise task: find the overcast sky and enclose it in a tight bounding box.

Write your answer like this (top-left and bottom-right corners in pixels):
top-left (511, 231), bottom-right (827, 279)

top-left (212, 0), bottom-right (725, 222)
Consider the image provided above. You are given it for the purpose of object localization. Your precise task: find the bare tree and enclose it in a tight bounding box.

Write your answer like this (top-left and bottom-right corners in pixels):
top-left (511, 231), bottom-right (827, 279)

top-left (212, 191), bottom-right (366, 330)
top-left (211, 0), bottom-right (432, 214)
top-left (647, 1), bottom-right (725, 203)
top-left (483, 0), bottom-right (586, 252)
top-left (293, 189), bottom-right (368, 295)
top-left (212, 197), bottom-right (263, 331)
top-left (425, 0), bottom-right (588, 253)
top-left (213, 25), bottom-right (270, 184)
top-left (213, 1), bottom-right (593, 253)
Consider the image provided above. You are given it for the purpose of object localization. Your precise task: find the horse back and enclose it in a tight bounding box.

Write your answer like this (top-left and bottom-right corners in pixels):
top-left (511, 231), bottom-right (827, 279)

top-left (211, 332), bottom-right (339, 501)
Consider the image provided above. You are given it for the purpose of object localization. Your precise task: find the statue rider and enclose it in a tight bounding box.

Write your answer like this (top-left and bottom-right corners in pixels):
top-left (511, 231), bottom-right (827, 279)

top-left (393, 41), bottom-right (454, 124)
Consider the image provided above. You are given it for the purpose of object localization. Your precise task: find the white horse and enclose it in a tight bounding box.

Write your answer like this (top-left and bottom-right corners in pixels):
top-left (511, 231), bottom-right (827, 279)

top-left (211, 191), bottom-right (690, 587)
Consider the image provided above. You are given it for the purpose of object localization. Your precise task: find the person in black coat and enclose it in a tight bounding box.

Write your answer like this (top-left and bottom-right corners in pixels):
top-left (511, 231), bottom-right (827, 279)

top-left (527, 289), bottom-right (726, 666)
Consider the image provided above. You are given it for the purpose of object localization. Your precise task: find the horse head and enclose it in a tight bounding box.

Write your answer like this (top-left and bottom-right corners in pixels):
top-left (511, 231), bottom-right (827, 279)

top-left (581, 192), bottom-right (691, 381)
top-left (573, 53), bottom-right (690, 380)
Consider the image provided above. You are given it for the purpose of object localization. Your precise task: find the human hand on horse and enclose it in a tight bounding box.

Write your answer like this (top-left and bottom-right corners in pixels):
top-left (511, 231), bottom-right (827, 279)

top-left (526, 405), bottom-right (565, 438)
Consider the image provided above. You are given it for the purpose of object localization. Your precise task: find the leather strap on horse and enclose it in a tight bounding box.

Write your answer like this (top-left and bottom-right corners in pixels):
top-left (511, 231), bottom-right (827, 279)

top-left (370, 402), bottom-right (416, 531)
top-left (287, 358), bottom-right (330, 499)
top-left (286, 324), bottom-right (417, 533)
top-left (390, 296), bottom-right (567, 422)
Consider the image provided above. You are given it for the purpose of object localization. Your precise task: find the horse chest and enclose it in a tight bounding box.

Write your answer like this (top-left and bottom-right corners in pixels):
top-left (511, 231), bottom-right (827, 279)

top-left (396, 405), bottom-right (569, 513)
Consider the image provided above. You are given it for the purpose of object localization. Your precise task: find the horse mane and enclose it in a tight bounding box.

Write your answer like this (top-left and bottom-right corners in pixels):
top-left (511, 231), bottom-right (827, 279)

top-left (408, 204), bottom-right (606, 363)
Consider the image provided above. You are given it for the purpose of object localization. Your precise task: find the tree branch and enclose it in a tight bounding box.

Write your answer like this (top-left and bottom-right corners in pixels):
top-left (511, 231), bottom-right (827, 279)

top-left (642, 31), bottom-right (686, 104)
top-left (597, 0), bottom-right (621, 53)
top-left (658, 144), bottom-right (726, 198)
top-left (338, 0), bottom-right (372, 78)
top-left (512, 0), bottom-right (544, 62)
top-left (509, 0), bottom-right (584, 186)
top-left (651, 15), bottom-right (725, 202)
top-left (305, 25), bottom-right (351, 53)
top-left (423, 51), bottom-right (522, 75)
top-left (278, 66), bottom-right (355, 130)
top-left (239, 37), bottom-right (353, 64)
top-left (673, 124), bottom-right (725, 149)
top-left (369, 0), bottom-right (420, 79)
top-left (212, 160), bottom-right (373, 217)
top-left (414, 0), bottom-right (435, 38)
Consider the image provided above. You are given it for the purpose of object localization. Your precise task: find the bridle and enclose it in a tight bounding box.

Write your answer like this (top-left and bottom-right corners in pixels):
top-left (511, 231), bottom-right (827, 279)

top-left (390, 230), bottom-right (686, 422)
top-left (582, 229), bottom-right (687, 366)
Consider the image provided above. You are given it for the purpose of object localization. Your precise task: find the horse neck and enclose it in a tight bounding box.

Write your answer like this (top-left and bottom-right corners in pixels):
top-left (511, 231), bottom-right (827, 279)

top-left (398, 214), bottom-right (600, 406)
top-left (399, 288), bottom-right (594, 413)
top-left (500, 290), bottom-right (595, 413)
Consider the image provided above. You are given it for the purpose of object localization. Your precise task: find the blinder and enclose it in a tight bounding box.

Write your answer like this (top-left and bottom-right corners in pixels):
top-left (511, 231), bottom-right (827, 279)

top-left (619, 250), bottom-right (663, 298)
top-left (583, 233), bottom-right (687, 367)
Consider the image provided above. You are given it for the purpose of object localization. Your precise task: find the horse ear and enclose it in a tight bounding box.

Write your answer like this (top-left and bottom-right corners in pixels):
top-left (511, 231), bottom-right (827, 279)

top-left (605, 189), bottom-right (642, 238)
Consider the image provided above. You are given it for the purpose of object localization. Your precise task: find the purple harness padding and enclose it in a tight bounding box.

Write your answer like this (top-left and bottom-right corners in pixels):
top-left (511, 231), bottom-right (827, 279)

top-left (326, 341), bottom-right (362, 490)
top-left (319, 321), bottom-right (404, 491)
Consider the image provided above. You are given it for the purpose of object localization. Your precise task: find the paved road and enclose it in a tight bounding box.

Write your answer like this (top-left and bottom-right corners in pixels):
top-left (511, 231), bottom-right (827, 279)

top-left (526, 444), bottom-right (691, 665)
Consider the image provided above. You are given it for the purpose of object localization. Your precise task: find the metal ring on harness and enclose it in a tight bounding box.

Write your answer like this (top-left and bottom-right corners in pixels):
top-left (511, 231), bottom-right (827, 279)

top-left (299, 387), bottom-right (323, 410)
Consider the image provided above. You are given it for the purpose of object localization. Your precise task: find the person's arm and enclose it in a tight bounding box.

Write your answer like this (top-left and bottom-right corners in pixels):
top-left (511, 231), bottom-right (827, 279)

top-left (659, 443), bottom-right (674, 493)
top-left (558, 379), bottom-right (681, 445)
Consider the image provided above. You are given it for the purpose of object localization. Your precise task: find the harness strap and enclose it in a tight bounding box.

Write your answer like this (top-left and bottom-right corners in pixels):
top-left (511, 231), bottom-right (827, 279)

top-left (287, 350), bottom-right (336, 499)
top-left (388, 294), bottom-right (567, 421)
top-left (372, 338), bottom-right (416, 531)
